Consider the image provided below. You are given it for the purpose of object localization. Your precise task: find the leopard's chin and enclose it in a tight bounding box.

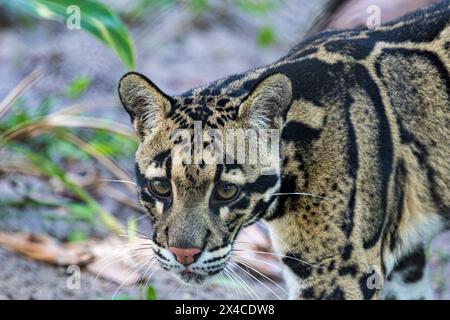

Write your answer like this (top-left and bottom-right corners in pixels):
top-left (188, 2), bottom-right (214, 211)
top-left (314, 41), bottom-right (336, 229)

top-left (173, 267), bottom-right (225, 286)
top-left (179, 270), bottom-right (208, 285)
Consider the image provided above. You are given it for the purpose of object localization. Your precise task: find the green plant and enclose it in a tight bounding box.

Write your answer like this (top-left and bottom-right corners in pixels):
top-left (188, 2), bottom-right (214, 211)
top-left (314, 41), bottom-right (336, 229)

top-left (122, 0), bottom-right (279, 47)
top-left (64, 76), bottom-right (92, 99)
top-left (145, 285), bottom-right (158, 300)
top-left (235, 0), bottom-right (277, 15)
top-left (110, 284), bottom-right (158, 300)
top-left (7, 0), bottom-right (136, 69)
top-left (256, 25), bottom-right (276, 47)
top-left (0, 71), bottom-right (140, 233)
top-left (68, 229), bottom-right (88, 242)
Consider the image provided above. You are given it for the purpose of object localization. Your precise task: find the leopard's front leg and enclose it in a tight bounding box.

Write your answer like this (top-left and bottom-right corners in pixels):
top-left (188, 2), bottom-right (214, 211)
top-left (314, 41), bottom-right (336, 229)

top-left (281, 254), bottom-right (384, 299)
top-left (266, 217), bottom-right (385, 300)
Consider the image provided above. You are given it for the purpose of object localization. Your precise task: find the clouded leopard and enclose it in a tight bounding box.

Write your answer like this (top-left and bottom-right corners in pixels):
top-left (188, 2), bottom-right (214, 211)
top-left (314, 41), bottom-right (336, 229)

top-left (118, 1), bottom-right (450, 299)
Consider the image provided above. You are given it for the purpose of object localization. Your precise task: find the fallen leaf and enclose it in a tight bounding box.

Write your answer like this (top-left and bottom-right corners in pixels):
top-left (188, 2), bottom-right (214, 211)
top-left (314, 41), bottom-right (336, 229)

top-left (0, 232), bottom-right (93, 266)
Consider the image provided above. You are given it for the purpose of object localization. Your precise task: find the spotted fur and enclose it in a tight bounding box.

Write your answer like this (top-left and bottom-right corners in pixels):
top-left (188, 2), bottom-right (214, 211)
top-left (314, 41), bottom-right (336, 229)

top-left (119, 1), bottom-right (450, 299)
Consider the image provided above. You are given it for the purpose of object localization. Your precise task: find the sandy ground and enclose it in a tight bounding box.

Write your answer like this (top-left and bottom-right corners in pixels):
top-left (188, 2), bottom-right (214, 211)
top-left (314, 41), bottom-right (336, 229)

top-left (0, 0), bottom-right (449, 300)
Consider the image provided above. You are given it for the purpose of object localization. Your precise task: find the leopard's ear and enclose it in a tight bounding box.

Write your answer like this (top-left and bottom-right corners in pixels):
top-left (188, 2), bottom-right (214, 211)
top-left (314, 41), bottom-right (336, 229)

top-left (118, 72), bottom-right (172, 138)
top-left (237, 73), bottom-right (292, 130)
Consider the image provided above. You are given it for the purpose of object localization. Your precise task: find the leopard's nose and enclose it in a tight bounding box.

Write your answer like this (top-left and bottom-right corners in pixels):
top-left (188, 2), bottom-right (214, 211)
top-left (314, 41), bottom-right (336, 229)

top-left (169, 247), bottom-right (202, 265)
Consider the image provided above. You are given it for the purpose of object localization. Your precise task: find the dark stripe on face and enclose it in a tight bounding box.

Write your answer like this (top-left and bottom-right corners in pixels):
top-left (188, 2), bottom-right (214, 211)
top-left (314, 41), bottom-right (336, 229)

top-left (226, 196), bottom-right (277, 232)
top-left (253, 195), bottom-right (277, 219)
top-left (242, 174), bottom-right (279, 195)
top-left (153, 150), bottom-right (171, 166)
top-left (228, 197), bottom-right (250, 211)
top-left (265, 174), bottom-right (296, 221)
top-left (214, 164), bottom-right (224, 183)
top-left (224, 176), bottom-right (278, 227)
top-left (152, 232), bottom-right (163, 247)
top-left (228, 197), bottom-right (276, 241)
top-left (209, 243), bottom-right (230, 252)
top-left (152, 149), bottom-right (172, 180)
top-left (136, 160), bottom-right (171, 212)
top-left (242, 195), bottom-right (277, 228)
top-left (226, 214), bottom-right (245, 232)
top-left (203, 253), bottom-right (229, 264)
top-left (154, 250), bottom-right (170, 262)
top-left (135, 163), bottom-right (155, 205)
top-left (209, 192), bottom-right (249, 216)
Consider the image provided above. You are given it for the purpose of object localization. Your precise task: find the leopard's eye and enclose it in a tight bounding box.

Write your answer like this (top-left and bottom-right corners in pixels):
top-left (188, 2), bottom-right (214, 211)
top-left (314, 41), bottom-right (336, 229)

top-left (214, 183), bottom-right (239, 201)
top-left (148, 179), bottom-right (171, 197)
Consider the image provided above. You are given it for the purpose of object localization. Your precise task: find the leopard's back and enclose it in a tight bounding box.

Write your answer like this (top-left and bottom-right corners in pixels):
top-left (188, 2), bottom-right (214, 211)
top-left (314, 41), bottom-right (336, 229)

top-left (262, 0), bottom-right (450, 299)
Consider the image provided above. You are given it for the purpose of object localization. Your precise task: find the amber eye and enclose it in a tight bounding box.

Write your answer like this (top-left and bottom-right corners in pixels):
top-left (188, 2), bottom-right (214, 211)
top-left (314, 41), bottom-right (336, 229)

top-left (214, 183), bottom-right (239, 201)
top-left (148, 179), bottom-right (171, 197)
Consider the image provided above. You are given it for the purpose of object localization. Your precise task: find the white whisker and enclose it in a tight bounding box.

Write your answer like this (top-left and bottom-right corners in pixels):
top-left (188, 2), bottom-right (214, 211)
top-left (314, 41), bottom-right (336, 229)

top-left (93, 249), bottom-right (155, 288)
top-left (233, 256), bottom-right (289, 298)
top-left (226, 265), bottom-right (260, 300)
top-left (233, 252), bottom-right (283, 273)
top-left (271, 192), bottom-right (331, 200)
top-left (111, 257), bottom-right (154, 300)
top-left (130, 260), bottom-right (157, 297)
top-left (133, 212), bottom-right (152, 222)
top-left (222, 268), bottom-right (249, 300)
top-left (257, 220), bottom-right (297, 255)
top-left (230, 260), bottom-right (283, 300)
top-left (217, 271), bottom-right (242, 300)
top-left (117, 228), bottom-right (151, 239)
top-left (98, 179), bottom-right (137, 186)
top-left (232, 248), bottom-right (318, 268)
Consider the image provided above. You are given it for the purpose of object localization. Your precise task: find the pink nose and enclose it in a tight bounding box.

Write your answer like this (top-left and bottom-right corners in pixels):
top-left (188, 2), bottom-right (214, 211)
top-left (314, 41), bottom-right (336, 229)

top-left (169, 247), bottom-right (201, 265)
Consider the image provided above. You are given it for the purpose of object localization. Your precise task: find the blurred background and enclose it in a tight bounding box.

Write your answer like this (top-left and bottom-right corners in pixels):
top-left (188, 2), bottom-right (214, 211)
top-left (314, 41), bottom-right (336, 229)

top-left (0, 0), bottom-right (448, 300)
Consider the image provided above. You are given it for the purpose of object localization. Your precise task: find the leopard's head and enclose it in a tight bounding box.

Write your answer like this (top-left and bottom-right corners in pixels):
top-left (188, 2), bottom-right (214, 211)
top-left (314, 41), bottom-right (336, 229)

top-left (118, 71), bottom-right (292, 284)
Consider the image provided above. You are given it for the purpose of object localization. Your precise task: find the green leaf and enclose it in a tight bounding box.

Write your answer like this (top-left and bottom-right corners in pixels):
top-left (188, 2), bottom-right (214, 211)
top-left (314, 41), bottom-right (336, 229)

top-left (112, 295), bottom-right (135, 300)
top-left (68, 229), bottom-right (88, 242)
top-left (122, 0), bottom-right (175, 22)
top-left (190, 0), bottom-right (209, 15)
top-left (68, 203), bottom-right (94, 221)
top-left (127, 216), bottom-right (138, 240)
top-left (235, 0), bottom-right (276, 15)
top-left (146, 285), bottom-right (158, 300)
top-left (65, 76), bottom-right (92, 99)
top-left (256, 25), bottom-right (276, 47)
top-left (48, 139), bottom-right (89, 161)
top-left (88, 132), bottom-right (137, 158)
top-left (12, 0), bottom-right (135, 69)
